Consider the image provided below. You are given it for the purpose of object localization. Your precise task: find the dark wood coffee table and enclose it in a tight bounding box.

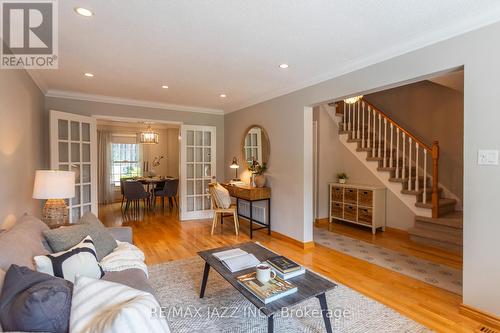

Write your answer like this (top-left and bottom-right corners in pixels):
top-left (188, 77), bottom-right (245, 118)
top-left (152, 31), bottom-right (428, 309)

top-left (198, 242), bottom-right (337, 332)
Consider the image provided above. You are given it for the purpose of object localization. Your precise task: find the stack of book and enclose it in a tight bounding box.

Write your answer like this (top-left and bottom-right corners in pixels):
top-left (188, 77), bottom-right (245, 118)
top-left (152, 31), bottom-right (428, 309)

top-left (266, 256), bottom-right (305, 279)
top-left (237, 272), bottom-right (297, 304)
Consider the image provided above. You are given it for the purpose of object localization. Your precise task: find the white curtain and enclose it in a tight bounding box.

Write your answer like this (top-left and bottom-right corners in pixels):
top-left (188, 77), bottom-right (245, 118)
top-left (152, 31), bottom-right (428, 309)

top-left (97, 130), bottom-right (114, 204)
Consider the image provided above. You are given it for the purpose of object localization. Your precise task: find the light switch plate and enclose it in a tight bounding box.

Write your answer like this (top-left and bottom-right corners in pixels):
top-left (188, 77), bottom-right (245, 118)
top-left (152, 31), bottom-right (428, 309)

top-left (478, 150), bottom-right (499, 165)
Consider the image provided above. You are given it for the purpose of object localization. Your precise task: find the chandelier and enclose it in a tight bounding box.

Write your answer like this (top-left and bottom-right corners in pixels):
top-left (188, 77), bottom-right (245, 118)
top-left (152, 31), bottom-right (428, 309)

top-left (343, 95), bottom-right (363, 104)
top-left (139, 124), bottom-right (159, 144)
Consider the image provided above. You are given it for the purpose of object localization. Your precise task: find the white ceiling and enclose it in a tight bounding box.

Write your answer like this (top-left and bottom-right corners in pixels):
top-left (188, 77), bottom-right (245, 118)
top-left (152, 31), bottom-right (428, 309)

top-left (31, 0), bottom-right (500, 113)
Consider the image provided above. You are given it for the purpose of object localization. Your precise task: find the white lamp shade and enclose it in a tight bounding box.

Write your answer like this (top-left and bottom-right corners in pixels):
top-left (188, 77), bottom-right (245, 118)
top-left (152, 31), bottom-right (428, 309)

top-left (33, 170), bottom-right (75, 199)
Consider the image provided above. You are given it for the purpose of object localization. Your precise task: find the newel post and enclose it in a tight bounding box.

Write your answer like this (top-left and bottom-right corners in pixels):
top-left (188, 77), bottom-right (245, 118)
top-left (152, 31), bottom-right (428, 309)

top-left (431, 141), bottom-right (440, 218)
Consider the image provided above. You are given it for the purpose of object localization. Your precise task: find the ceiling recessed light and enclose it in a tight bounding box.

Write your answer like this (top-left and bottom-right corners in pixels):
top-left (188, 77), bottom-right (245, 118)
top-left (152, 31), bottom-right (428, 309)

top-left (75, 7), bottom-right (93, 17)
top-left (84, 72), bottom-right (94, 77)
top-left (279, 63), bottom-right (289, 69)
top-left (220, 94), bottom-right (227, 98)
top-left (161, 85), bottom-right (169, 89)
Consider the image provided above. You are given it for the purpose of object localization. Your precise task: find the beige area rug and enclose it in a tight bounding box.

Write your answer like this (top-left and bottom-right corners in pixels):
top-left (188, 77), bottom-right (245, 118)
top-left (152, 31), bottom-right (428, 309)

top-left (149, 256), bottom-right (431, 333)
top-left (314, 226), bottom-right (462, 295)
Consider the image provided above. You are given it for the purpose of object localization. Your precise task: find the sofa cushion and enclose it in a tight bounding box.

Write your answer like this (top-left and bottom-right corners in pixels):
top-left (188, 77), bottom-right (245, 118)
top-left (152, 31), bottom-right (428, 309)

top-left (70, 276), bottom-right (170, 333)
top-left (43, 213), bottom-right (117, 261)
top-left (102, 269), bottom-right (155, 296)
top-left (34, 235), bottom-right (104, 283)
top-left (0, 265), bottom-right (72, 333)
top-left (0, 214), bottom-right (49, 271)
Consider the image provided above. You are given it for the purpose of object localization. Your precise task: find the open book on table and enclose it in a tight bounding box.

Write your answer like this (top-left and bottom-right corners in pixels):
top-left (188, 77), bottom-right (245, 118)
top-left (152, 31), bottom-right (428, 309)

top-left (212, 248), bottom-right (260, 273)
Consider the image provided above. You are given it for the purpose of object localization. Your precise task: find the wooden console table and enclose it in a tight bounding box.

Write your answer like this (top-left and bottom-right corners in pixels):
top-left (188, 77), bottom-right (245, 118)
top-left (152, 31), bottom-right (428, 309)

top-left (222, 184), bottom-right (271, 238)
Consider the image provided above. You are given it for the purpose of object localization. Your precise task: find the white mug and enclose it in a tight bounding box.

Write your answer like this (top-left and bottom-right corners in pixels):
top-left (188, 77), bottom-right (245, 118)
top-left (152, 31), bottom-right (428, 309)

top-left (256, 263), bottom-right (276, 283)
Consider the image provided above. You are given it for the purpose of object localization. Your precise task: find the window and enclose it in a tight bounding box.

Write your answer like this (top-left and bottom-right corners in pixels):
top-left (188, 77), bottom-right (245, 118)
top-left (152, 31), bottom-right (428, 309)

top-left (110, 143), bottom-right (141, 186)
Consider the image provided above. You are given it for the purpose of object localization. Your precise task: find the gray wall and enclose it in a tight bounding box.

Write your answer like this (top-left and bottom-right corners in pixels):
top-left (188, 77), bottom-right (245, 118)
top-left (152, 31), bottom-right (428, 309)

top-left (225, 21), bottom-right (500, 315)
top-left (0, 70), bottom-right (46, 228)
top-left (314, 105), bottom-right (415, 230)
top-left (365, 80), bottom-right (464, 205)
top-left (45, 97), bottom-right (224, 182)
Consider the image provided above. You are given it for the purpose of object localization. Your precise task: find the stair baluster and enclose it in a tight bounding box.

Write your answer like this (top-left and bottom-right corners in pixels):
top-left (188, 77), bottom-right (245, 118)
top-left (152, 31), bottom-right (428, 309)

top-left (343, 102), bottom-right (347, 131)
top-left (396, 128), bottom-right (400, 178)
top-left (383, 118), bottom-right (387, 167)
top-left (423, 150), bottom-right (427, 203)
top-left (408, 137), bottom-right (412, 190)
top-left (348, 103), bottom-right (351, 132)
top-left (367, 105), bottom-right (371, 150)
top-left (416, 142), bottom-right (419, 192)
top-left (378, 114), bottom-right (381, 158)
top-left (372, 108), bottom-right (376, 157)
top-left (357, 101), bottom-right (360, 139)
top-left (390, 123), bottom-right (394, 168)
top-left (402, 132), bottom-right (406, 179)
top-left (362, 102), bottom-right (365, 148)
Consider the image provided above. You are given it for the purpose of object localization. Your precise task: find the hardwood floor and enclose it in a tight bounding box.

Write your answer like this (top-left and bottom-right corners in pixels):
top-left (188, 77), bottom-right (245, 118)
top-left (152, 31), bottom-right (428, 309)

top-left (99, 203), bottom-right (479, 332)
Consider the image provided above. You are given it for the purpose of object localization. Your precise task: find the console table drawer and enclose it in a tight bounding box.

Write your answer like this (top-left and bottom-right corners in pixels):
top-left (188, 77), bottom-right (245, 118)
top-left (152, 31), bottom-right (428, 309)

top-left (344, 188), bottom-right (357, 204)
top-left (358, 207), bottom-right (373, 225)
top-left (331, 186), bottom-right (343, 202)
top-left (331, 202), bottom-right (343, 218)
top-left (358, 189), bottom-right (373, 206)
top-left (344, 204), bottom-right (357, 221)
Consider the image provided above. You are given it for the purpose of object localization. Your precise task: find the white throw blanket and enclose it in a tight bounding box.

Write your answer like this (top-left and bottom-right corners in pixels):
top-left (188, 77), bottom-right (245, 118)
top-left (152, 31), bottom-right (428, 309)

top-left (100, 241), bottom-right (148, 278)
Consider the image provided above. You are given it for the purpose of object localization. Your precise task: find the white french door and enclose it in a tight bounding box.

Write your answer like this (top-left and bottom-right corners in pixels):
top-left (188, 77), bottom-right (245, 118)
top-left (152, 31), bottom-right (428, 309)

top-left (49, 111), bottom-right (98, 222)
top-left (180, 125), bottom-right (216, 220)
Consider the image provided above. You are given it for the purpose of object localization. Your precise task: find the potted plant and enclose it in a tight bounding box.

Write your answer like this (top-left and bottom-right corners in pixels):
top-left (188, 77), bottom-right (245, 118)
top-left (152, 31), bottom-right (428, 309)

top-left (248, 159), bottom-right (268, 187)
top-left (337, 172), bottom-right (348, 184)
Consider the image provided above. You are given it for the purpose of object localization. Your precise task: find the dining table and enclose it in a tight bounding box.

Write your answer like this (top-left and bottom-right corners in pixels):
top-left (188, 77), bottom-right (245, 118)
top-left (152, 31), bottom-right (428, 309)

top-left (132, 176), bottom-right (177, 208)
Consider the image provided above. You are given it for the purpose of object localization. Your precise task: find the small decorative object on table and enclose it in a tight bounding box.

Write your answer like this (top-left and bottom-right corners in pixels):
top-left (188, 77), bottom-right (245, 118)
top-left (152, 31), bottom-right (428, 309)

top-left (337, 172), bottom-right (348, 184)
top-left (32, 170), bottom-right (76, 227)
top-left (248, 158), bottom-right (268, 188)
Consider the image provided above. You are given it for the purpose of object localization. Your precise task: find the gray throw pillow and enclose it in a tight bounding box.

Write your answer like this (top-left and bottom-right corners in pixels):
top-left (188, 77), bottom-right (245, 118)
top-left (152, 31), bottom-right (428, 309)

top-left (43, 213), bottom-right (117, 261)
top-left (0, 214), bottom-right (49, 271)
top-left (0, 265), bottom-right (72, 333)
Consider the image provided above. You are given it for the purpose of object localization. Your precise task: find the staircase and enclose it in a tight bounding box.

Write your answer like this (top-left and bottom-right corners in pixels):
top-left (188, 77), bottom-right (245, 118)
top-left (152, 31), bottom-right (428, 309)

top-left (330, 98), bottom-right (462, 253)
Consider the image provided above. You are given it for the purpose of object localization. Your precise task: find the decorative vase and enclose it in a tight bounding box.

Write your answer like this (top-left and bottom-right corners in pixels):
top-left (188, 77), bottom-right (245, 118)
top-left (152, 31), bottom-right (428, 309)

top-left (148, 170), bottom-right (157, 177)
top-left (338, 178), bottom-right (346, 184)
top-left (254, 174), bottom-right (266, 188)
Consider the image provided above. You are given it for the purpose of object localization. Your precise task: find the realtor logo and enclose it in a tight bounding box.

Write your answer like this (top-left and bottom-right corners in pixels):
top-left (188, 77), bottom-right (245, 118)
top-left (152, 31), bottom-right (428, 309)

top-left (1, 0), bottom-right (58, 68)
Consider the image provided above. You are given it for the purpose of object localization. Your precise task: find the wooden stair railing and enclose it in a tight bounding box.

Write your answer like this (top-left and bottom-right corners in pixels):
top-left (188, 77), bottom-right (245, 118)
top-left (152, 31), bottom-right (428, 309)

top-left (339, 99), bottom-right (440, 218)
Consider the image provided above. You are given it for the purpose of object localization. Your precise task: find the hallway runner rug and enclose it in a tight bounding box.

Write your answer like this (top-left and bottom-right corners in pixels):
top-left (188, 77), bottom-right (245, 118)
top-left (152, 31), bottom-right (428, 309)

top-left (313, 226), bottom-right (462, 294)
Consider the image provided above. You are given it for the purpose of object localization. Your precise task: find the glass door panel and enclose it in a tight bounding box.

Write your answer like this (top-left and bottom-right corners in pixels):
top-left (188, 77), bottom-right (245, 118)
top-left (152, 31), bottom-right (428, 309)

top-left (50, 111), bottom-right (98, 223)
top-left (180, 125), bottom-right (216, 220)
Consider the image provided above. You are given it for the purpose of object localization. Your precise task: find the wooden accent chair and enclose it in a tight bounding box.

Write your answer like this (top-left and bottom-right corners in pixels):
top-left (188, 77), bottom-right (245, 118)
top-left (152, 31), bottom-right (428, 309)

top-left (208, 183), bottom-right (239, 236)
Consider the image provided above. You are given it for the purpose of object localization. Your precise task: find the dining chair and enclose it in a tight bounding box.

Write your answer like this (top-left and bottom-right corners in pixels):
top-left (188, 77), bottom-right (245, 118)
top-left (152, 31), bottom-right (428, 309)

top-left (119, 177), bottom-right (135, 211)
top-left (122, 180), bottom-right (151, 214)
top-left (208, 183), bottom-right (239, 236)
top-left (153, 179), bottom-right (179, 211)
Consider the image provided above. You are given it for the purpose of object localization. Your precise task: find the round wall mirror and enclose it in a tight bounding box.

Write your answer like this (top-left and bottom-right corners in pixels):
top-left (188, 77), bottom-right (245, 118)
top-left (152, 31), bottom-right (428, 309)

top-left (242, 125), bottom-right (270, 167)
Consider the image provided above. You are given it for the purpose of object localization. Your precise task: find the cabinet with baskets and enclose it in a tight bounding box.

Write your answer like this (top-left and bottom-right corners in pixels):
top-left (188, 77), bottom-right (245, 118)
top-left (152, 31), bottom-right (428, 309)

top-left (329, 183), bottom-right (386, 234)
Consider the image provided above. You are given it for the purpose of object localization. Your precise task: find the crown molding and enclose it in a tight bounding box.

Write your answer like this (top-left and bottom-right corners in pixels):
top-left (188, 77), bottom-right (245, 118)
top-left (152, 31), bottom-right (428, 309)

top-left (26, 70), bottom-right (48, 94)
top-left (224, 6), bottom-right (500, 113)
top-left (45, 89), bottom-right (224, 115)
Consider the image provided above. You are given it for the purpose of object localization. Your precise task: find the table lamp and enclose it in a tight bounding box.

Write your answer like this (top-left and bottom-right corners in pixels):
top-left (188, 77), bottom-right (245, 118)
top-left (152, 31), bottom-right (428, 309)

top-left (230, 157), bottom-right (240, 181)
top-left (33, 170), bottom-right (75, 227)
